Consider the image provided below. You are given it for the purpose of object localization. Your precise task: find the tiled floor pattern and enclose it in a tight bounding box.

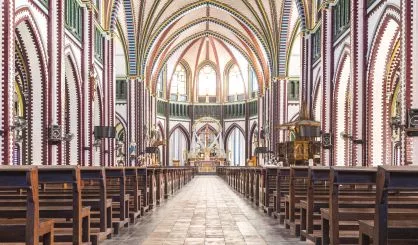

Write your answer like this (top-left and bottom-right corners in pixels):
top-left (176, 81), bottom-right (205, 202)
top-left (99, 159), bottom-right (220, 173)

top-left (103, 176), bottom-right (305, 245)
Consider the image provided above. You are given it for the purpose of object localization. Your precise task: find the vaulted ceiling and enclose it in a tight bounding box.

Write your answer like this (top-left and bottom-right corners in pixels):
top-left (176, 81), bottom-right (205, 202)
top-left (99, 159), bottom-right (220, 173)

top-left (109, 0), bottom-right (308, 94)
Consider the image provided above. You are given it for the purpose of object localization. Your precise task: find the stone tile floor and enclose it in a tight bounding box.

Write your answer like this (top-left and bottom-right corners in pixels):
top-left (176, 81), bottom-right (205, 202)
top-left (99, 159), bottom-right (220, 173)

top-left (102, 176), bottom-right (305, 245)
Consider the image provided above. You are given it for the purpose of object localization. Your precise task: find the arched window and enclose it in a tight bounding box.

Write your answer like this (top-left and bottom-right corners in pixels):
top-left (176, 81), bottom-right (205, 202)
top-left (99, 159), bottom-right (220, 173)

top-left (250, 67), bottom-right (258, 98)
top-left (157, 72), bottom-right (164, 98)
top-left (228, 64), bottom-right (245, 101)
top-left (169, 129), bottom-right (187, 166)
top-left (198, 65), bottom-right (217, 97)
top-left (170, 65), bottom-right (187, 101)
top-left (227, 128), bottom-right (245, 166)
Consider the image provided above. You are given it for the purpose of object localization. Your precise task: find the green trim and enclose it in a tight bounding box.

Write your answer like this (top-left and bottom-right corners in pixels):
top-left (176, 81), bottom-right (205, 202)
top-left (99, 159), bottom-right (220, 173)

top-left (333, 0), bottom-right (351, 40)
top-left (312, 26), bottom-right (322, 63)
top-left (94, 26), bottom-right (104, 63)
top-left (65, 0), bottom-right (83, 41)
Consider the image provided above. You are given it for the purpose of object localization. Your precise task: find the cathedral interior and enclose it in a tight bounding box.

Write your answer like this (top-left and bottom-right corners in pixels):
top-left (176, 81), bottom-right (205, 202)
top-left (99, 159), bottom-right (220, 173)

top-left (1, 0), bottom-right (418, 244)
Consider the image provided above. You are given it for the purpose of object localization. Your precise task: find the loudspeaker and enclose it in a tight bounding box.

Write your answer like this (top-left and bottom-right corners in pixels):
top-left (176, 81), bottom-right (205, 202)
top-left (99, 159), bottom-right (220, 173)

top-left (408, 109), bottom-right (418, 128)
top-left (49, 125), bottom-right (62, 143)
top-left (94, 126), bottom-right (116, 139)
top-left (94, 126), bottom-right (105, 139)
top-left (322, 133), bottom-right (332, 149)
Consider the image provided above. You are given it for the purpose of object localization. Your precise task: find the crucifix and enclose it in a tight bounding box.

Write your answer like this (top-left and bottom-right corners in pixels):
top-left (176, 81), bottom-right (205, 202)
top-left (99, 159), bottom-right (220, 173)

top-left (204, 124), bottom-right (210, 148)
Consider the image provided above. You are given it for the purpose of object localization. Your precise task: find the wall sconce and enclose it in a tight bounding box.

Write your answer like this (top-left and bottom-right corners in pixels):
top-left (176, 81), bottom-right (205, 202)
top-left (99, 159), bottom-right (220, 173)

top-left (340, 131), bottom-right (352, 140)
top-left (62, 133), bottom-right (74, 142)
top-left (11, 116), bottom-right (28, 131)
top-left (93, 139), bottom-right (101, 151)
top-left (391, 116), bottom-right (402, 129)
top-left (11, 116), bottom-right (27, 143)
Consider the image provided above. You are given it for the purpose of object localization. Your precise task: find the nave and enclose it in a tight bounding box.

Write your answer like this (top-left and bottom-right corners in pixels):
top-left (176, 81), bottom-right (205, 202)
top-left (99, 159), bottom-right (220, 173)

top-left (103, 176), bottom-right (303, 245)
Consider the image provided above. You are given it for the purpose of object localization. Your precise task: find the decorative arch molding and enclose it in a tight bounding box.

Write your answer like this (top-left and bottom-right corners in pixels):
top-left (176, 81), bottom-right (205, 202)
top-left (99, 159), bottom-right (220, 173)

top-left (149, 32), bottom-right (264, 93)
top-left (165, 59), bottom-right (192, 99)
top-left (64, 46), bottom-right (83, 95)
top-left (141, 1), bottom-right (271, 62)
top-left (109, 0), bottom-right (123, 32)
top-left (284, 20), bottom-right (302, 77)
top-left (312, 72), bottom-right (322, 121)
top-left (278, 0), bottom-right (295, 75)
top-left (63, 50), bottom-right (83, 165)
top-left (224, 123), bottom-right (246, 145)
top-left (366, 6), bottom-right (401, 166)
top-left (156, 121), bottom-right (166, 140)
top-left (312, 68), bottom-right (322, 98)
top-left (169, 124), bottom-right (191, 150)
top-left (332, 47), bottom-right (351, 166)
top-left (115, 112), bottom-right (128, 132)
top-left (114, 22), bottom-right (131, 76)
top-left (249, 122), bottom-right (258, 156)
top-left (293, 0), bottom-right (307, 30)
top-left (14, 8), bottom-right (49, 165)
top-left (366, 4), bottom-right (401, 58)
top-left (223, 59), bottom-right (247, 99)
top-left (110, 0), bottom-right (136, 75)
top-left (148, 27), bottom-right (265, 84)
top-left (144, 17), bottom-right (267, 74)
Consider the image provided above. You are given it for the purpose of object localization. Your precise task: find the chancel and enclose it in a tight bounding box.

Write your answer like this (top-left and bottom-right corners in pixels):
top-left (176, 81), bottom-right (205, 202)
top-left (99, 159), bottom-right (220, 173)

top-left (1, 0), bottom-right (418, 244)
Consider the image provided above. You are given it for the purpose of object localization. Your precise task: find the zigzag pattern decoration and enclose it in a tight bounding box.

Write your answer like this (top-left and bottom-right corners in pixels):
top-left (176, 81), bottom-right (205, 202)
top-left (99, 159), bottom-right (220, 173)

top-left (123, 0), bottom-right (137, 75)
top-left (278, 0), bottom-right (292, 76)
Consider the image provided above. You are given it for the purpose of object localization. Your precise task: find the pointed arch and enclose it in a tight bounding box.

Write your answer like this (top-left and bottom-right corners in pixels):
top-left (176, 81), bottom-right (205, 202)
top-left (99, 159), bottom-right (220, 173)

top-left (249, 122), bottom-right (259, 156)
top-left (63, 48), bottom-right (83, 165)
top-left (169, 124), bottom-right (191, 149)
top-left (224, 123), bottom-right (246, 166)
top-left (14, 8), bottom-right (49, 165)
top-left (332, 46), bottom-right (351, 166)
top-left (366, 5), bottom-right (401, 166)
top-left (224, 123), bottom-right (245, 143)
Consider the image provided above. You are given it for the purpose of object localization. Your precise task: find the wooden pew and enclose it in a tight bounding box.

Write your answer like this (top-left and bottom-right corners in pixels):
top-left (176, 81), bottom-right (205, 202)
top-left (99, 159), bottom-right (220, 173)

top-left (252, 168), bottom-right (261, 205)
top-left (105, 167), bottom-right (130, 234)
top-left (36, 166), bottom-right (91, 244)
top-left (163, 168), bottom-right (171, 199)
top-left (285, 166), bottom-right (309, 236)
top-left (0, 166), bottom-right (54, 245)
top-left (360, 165), bottom-right (418, 245)
top-left (263, 166), bottom-right (278, 215)
top-left (137, 167), bottom-right (149, 214)
top-left (321, 167), bottom-right (377, 245)
top-left (80, 167), bottom-right (113, 244)
top-left (239, 168), bottom-right (245, 195)
top-left (244, 168), bottom-right (251, 199)
top-left (300, 166), bottom-right (330, 243)
top-left (147, 168), bottom-right (157, 209)
top-left (154, 167), bottom-right (165, 205)
top-left (125, 167), bottom-right (141, 224)
top-left (273, 167), bottom-right (290, 223)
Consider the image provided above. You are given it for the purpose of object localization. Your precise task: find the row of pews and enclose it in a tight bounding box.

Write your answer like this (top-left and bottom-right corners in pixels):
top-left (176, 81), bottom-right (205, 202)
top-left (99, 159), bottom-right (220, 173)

top-left (217, 165), bottom-right (418, 245)
top-left (0, 166), bottom-right (195, 245)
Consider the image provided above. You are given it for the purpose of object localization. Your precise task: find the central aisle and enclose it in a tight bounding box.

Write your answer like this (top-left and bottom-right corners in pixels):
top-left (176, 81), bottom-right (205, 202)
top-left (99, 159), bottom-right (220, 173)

top-left (104, 176), bottom-right (304, 245)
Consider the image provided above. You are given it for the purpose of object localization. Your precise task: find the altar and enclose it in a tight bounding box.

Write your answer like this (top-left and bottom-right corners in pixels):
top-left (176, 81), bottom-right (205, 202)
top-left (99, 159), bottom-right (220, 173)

top-left (190, 160), bottom-right (224, 174)
top-left (187, 117), bottom-right (227, 174)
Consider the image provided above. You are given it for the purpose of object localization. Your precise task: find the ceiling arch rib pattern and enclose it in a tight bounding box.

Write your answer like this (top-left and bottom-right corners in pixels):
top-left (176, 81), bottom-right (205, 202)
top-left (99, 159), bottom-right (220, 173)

top-left (147, 19), bottom-right (266, 78)
top-left (148, 32), bottom-right (265, 93)
top-left (110, 0), bottom-right (301, 94)
top-left (138, 1), bottom-right (275, 74)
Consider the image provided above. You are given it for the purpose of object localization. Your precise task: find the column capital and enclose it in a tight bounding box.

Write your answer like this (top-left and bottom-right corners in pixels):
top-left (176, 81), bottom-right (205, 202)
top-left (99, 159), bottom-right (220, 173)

top-left (273, 76), bottom-right (287, 82)
top-left (128, 75), bottom-right (143, 82)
